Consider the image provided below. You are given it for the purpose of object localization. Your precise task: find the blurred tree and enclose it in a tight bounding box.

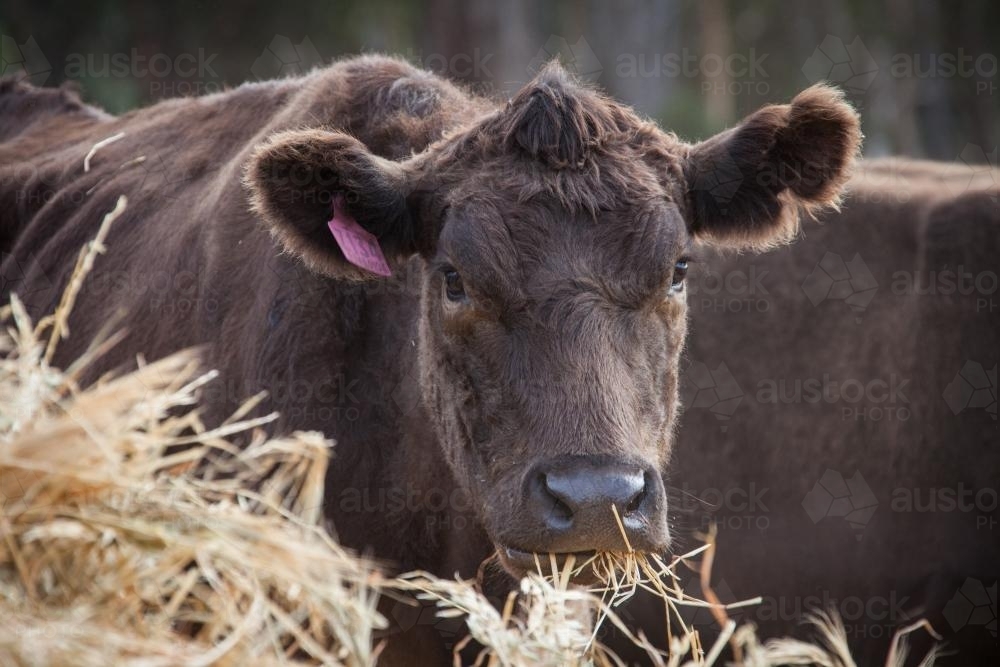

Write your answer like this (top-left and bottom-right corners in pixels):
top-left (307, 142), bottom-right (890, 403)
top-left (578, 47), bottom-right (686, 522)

top-left (0, 0), bottom-right (996, 160)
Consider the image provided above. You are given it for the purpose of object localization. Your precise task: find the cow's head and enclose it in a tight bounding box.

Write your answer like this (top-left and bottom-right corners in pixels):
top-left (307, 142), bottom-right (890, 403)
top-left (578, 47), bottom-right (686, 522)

top-left (245, 63), bottom-right (860, 577)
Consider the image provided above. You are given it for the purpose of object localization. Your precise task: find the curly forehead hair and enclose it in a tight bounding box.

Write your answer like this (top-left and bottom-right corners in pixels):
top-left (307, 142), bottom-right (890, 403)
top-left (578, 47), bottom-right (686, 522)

top-left (413, 61), bottom-right (687, 218)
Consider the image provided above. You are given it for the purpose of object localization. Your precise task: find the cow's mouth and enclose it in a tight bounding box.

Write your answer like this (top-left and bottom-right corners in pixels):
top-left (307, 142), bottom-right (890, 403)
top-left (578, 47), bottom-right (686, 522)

top-left (497, 545), bottom-right (603, 583)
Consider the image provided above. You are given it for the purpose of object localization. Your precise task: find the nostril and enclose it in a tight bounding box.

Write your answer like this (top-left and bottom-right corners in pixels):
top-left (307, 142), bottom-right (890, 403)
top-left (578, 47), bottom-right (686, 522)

top-left (540, 472), bottom-right (574, 522)
top-left (624, 486), bottom-right (646, 515)
top-left (549, 497), bottom-right (574, 522)
top-left (622, 470), bottom-right (649, 516)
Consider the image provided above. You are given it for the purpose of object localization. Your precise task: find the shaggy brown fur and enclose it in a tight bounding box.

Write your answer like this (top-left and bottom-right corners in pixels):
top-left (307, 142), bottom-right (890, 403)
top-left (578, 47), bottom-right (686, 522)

top-left (1, 56), bottom-right (861, 663)
top-left (625, 163), bottom-right (997, 666)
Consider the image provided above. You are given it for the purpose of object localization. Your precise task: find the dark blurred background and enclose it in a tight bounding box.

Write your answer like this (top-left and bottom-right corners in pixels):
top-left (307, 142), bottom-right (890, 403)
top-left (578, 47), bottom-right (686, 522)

top-left (1, 0), bottom-right (997, 161)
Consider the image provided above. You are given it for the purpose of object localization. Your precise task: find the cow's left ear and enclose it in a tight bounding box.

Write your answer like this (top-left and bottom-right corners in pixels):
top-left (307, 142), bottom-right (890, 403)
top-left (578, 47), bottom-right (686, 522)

top-left (245, 128), bottom-right (425, 277)
top-left (683, 84), bottom-right (861, 249)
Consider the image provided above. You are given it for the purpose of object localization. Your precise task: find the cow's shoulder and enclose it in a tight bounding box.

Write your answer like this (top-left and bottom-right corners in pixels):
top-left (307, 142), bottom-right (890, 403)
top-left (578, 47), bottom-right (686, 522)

top-left (851, 157), bottom-right (998, 198)
top-left (920, 184), bottom-right (999, 269)
top-left (851, 157), bottom-right (998, 251)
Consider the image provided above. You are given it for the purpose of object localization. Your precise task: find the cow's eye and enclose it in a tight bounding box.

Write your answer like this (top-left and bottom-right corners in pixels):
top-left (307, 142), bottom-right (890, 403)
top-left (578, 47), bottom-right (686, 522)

top-left (444, 269), bottom-right (466, 302)
top-left (670, 258), bottom-right (689, 294)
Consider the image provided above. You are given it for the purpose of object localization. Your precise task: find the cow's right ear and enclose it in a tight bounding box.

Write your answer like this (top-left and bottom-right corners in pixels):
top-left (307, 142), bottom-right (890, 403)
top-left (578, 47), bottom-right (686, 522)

top-left (245, 129), bottom-right (422, 277)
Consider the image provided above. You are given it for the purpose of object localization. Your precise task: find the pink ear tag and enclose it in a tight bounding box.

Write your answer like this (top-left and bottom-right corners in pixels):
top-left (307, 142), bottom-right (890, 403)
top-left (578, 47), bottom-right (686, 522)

top-left (327, 195), bottom-right (393, 277)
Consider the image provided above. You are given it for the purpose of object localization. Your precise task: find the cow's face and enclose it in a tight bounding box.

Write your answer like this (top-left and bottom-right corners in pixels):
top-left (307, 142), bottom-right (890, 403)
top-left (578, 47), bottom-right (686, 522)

top-left (412, 191), bottom-right (690, 573)
top-left (246, 63), bottom-right (860, 577)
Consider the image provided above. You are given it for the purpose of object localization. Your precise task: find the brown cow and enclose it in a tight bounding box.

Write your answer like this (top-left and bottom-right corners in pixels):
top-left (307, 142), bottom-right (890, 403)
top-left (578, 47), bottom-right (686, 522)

top-left (1, 56), bottom-right (860, 662)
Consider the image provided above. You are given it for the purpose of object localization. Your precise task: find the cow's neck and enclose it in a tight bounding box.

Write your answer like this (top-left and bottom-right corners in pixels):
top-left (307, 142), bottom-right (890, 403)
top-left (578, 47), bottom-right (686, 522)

top-left (310, 258), bottom-right (491, 578)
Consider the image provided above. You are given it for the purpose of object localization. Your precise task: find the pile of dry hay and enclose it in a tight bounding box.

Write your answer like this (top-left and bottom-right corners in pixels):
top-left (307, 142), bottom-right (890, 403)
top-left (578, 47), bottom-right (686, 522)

top-left (0, 196), bottom-right (940, 666)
